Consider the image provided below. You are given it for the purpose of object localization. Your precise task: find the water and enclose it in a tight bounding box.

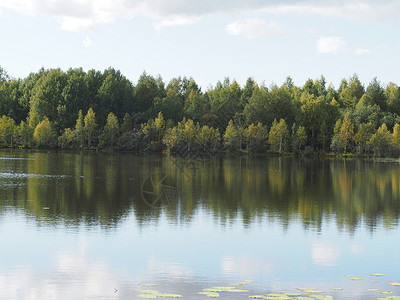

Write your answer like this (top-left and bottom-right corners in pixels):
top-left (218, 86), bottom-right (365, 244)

top-left (0, 150), bottom-right (399, 299)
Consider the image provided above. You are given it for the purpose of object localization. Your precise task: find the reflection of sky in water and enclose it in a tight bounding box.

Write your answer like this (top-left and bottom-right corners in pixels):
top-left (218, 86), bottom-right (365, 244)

top-left (0, 209), bottom-right (399, 299)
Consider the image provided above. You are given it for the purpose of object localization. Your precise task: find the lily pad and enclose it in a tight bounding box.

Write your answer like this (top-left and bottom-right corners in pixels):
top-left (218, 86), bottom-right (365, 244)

top-left (139, 283), bottom-right (158, 287)
top-left (248, 296), bottom-right (267, 299)
top-left (368, 289), bottom-right (379, 291)
top-left (371, 273), bottom-right (385, 277)
top-left (390, 282), bottom-right (400, 286)
top-left (312, 296), bottom-right (333, 300)
top-left (350, 277), bottom-right (363, 280)
top-left (330, 288), bottom-right (343, 290)
top-left (140, 290), bottom-right (159, 294)
top-left (158, 293), bottom-right (183, 298)
top-left (265, 293), bottom-right (292, 299)
top-left (232, 281), bottom-right (251, 285)
top-left (138, 294), bottom-right (157, 299)
top-left (382, 291), bottom-right (393, 294)
top-left (198, 292), bottom-right (220, 298)
top-left (203, 286), bottom-right (235, 292)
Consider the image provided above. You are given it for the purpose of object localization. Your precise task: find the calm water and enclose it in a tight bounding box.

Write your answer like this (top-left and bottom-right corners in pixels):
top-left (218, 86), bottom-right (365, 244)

top-left (0, 150), bottom-right (399, 300)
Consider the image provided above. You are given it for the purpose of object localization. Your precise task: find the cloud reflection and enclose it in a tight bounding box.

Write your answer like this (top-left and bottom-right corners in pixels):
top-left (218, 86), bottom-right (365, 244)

top-left (312, 243), bottom-right (341, 266)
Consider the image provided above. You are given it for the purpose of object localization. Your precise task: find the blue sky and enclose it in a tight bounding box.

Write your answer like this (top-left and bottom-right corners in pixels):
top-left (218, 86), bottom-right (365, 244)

top-left (0, 0), bottom-right (400, 89)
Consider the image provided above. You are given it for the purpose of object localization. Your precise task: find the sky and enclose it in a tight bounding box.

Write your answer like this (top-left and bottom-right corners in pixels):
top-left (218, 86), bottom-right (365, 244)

top-left (0, 0), bottom-right (400, 90)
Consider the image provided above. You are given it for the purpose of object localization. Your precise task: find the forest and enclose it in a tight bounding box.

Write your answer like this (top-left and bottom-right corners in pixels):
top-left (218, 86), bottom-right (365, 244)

top-left (1, 65), bottom-right (400, 156)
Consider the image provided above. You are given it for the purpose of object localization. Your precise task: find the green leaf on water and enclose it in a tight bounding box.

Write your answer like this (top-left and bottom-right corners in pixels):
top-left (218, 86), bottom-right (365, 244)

top-left (390, 282), bottom-right (400, 286)
top-left (203, 286), bottom-right (235, 292)
top-left (368, 289), bottom-right (379, 291)
top-left (312, 295), bottom-right (333, 300)
top-left (350, 277), bottom-right (363, 280)
top-left (139, 283), bottom-right (158, 287)
top-left (157, 293), bottom-right (183, 298)
top-left (382, 291), bottom-right (393, 294)
top-left (265, 293), bottom-right (292, 299)
top-left (330, 288), bottom-right (343, 290)
top-left (140, 290), bottom-right (159, 294)
top-left (232, 281), bottom-right (251, 285)
top-left (198, 292), bottom-right (220, 298)
top-left (345, 275), bottom-right (357, 278)
top-left (248, 295), bottom-right (267, 299)
top-left (371, 273), bottom-right (385, 277)
top-left (138, 294), bottom-right (157, 299)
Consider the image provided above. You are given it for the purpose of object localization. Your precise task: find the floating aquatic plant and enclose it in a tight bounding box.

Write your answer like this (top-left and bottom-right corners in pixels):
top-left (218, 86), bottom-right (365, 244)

top-left (248, 295), bottom-right (267, 299)
top-left (198, 291), bottom-right (220, 298)
top-left (139, 289), bottom-right (182, 298)
top-left (390, 282), bottom-right (400, 286)
top-left (371, 273), bottom-right (385, 277)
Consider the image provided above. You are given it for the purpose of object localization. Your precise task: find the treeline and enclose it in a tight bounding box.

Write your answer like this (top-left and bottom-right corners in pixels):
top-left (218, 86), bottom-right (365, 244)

top-left (1, 65), bottom-right (400, 156)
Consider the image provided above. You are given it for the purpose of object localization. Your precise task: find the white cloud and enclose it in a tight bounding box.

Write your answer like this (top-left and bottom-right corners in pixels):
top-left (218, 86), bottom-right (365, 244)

top-left (317, 36), bottom-right (346, 54)
top-left (0, 0), bottom-right (400, 32)
top-left (226, 18), bottom-right (286, 38)
top-left (153, 15), bottom-right (200, 31)
top-left (83, 36), bottom-right (94, 47)
top-left (354, 48), bottom-right (370, 55)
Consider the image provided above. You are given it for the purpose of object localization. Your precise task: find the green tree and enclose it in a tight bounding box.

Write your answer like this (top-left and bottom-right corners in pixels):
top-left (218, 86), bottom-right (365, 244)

top-left (33, 117), bottom-right (57, 147)
top-left (223, 120), bottom-right (241, 151)
top-left (121, 112), bottom-right (132, 133)
top-left (84, 108), bottom-right (97, 148)
top-left (15, 120), bottom-right (33, 148)
top-left (0, 115), bottom-right (16, 147)
top-left (296, 126), bottom-right (307, 151)
top-left (353, 122), bottom-right (375, 153)
top-left (244, 122), bottom-right (268, 152)
top-left (392, 123), bottom-right (400, 151)
top-left (269, 119), bottom-right (289, 152)
top-left (198, 125), bottom-right (220, 152)
top-left (58, 128), bottom-right (75, 149)
top-left (339, 114), bottom-right (354, 153)
top-left (338, 74), bottom-right (364, 108)
top-left (74, 110), bottom-right (85, 148)
top-left (368, 123), bottom-right (393, 156)
top-left (100, 112), bottom-right (120, 148)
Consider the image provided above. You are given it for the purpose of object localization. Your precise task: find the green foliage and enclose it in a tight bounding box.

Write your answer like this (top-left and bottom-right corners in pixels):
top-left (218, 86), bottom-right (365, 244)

top-left (121, 112), bottom-right (133, 133)
top-left (354, 122), bottom-right (375, 153)
top-left (58, 128), bottom-right (75, 149)
top-left (84, 108), bottom-right (97, 148)
top-left (269, 119), bottom-right (289, 152)
top-left (295, 126), bottom-right (307, 151)
top-left (99, 112), bottom-right (120, 149)
top-left (2, 64), bottom-right (400, 156)
top-left (74, 110), bottom-right (85, 148)
top-left (15, 120), bottom-right (33, 148)
top-left (244, 122), bottom-right (268, 152)
top-left (392, 123), bottom-right (400, 154)
top-left (339, 114), bottom-right (354, 153)
top-left (198, 125), bottom-right (220, 152)
top-left (223, 120), bottom-right (241, 151)
top-left (33, 117), bottom-right (57, 148)
top-left (368, 123), bottom-right (393, 156)
top-left (0, 115), bottom-right (16, 146)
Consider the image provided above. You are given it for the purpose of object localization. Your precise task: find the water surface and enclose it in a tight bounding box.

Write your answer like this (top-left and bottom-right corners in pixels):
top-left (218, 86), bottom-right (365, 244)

top-left (0, 150), bottom-right (399, 299)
